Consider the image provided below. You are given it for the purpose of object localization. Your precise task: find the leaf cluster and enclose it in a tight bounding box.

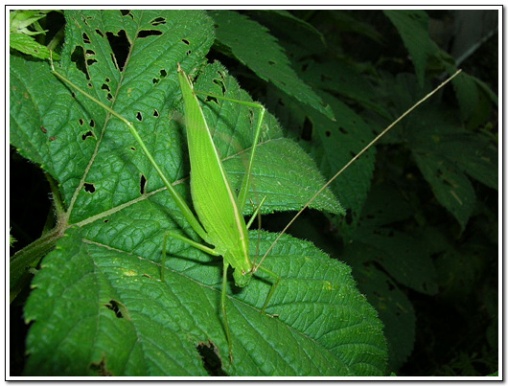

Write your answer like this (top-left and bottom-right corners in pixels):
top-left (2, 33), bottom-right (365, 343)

top-left (10, 9), bottom-right (498, 377)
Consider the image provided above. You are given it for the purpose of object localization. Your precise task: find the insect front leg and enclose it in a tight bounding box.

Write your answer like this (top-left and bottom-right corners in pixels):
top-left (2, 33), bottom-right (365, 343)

top-left (254, 265), bottom-right (281, 316)
top-left (160, 231), bottom-right (219, 281)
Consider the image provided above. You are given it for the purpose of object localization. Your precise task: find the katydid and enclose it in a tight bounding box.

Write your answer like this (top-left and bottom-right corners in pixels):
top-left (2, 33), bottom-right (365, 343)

top-left (50, 56), bottom-right (461, 364)
top-left (50, 59), bottom-right (278, 363)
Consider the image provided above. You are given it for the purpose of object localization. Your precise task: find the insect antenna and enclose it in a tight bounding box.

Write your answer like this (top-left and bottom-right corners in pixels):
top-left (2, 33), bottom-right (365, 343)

top-left (255, 69), bottom-right (463, 269)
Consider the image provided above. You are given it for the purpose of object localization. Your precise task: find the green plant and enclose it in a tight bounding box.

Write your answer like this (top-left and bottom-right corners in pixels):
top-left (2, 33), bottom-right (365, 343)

top-left (10, 9), bottom-right (498, 376)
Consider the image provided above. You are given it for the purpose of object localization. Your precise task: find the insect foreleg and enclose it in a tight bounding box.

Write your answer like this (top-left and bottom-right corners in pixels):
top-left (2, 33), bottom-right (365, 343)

top-left (160, 231), bottom-right (220, 281)
top-left (254, 265), bottom-right (280, 315)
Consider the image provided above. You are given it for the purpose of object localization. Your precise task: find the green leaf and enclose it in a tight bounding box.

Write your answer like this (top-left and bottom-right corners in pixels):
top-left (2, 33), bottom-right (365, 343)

top-left (24, 228), bottom-right (387, 375)
top-left (348, 181), bottom-right (439, 296)
top-left (249, 10), bottom-right (327, 56)
top-left (370, 73), bottom-right (492, 231)
top-left (352, 229), bottom-right (438, 295)
top-left (384, 10), bottom-right (438, 86)
top-left (406, 105), bottom-right (495, 230)
top-left (9, 10), bottom-right (59, 60)
top-left (300, 59), bottom-right (389, 118)
top-left (12, 10), bottom-right (386, 375)
top-left (227, 138), bottom-right (344, 215)
top-left (10, 33), bottom-right (59, 60)
top-left (307, 92), bottom-right (376, 230)
top-left (413, 150), bottom-right (476, 231)
top-left (209, 10), bottom-right (335, 121)
top-left (342, 242), bottom-right (416, 372)
top-left (453, 71), bottom-right (480, 122)
top-left (10, 10), bottom-right (50, 35)
top-left (328, 11), bottom-right (384, 44)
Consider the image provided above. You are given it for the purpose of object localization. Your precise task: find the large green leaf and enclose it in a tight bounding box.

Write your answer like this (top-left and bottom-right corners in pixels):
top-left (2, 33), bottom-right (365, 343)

top-left (12, 10), bottom-right (387, 376)
top-left (24, 228), bottom-right (387, 376)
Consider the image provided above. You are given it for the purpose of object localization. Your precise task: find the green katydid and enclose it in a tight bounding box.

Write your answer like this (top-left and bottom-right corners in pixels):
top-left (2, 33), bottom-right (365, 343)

top-left (50, 55), bottom-right (461, 364)
top-left (50, 59), bottom-right (279, 363)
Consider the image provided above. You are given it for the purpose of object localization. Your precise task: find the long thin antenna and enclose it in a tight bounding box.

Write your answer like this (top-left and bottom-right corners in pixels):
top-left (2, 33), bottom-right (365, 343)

top-left (256, 69), bottom-right (462, 268)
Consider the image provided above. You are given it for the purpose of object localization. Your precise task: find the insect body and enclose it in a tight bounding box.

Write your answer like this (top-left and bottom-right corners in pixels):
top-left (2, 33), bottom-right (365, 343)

top-left (167, 66), bottom-right (279, 362)
top-left (51, 59), bottom-right (277, 363)
top-left (172, 65), bottom-right (263, 287)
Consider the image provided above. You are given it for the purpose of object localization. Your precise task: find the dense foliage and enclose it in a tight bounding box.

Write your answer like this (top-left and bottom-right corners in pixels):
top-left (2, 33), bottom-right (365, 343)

top-left (10, 9), bottom-right (498, 376)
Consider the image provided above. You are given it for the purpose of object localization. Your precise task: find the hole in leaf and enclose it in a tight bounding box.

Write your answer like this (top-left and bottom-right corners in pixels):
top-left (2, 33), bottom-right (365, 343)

top-left (212, 78), bottom-right (226, 95)
top-left (321, 74), bottom-right (332, 82)
top-left (90, 358), bottom-right (112, 376)
top-left (95, 29), bottom-right (104, 38)
top-left (136, 112), bottom-right (143, 121)
top-left (82, 130), bottom-right (95, 140)
top-left (103, 219), bottom-right (109, 223)
top-left (196, 341), bottom-right (226, 376)
top-left (325, 130), bottom-right (331, 137)
top-left (339, 127), bottom-right (347, 134)
top-left (186, 50), bottom-right (192, 56)
top-left (153, 109), bottom-right (159, 117)
top-left (79, 118), bottom-right (84, 126)
top-left (301, 117), bottom-right (313, 141)
top-left (82, 15), bottom-right (93, 26)
top-left (205, 95), bottom-right (218, 105)
top-left (89, 119), bottom-right (95, 128)
top-left (140, 175), bottom-right (147, 195)
top-left (70, 46), bottom-right (89, 80)
top-left (151, 17), bottom-right (166, 26)
top-left (121, 10), bottom-right (133, 18)
top-left (84, 183), bottom-right (96, 193)
top-left (345, 208), bottom-right (353, 225)
top-left (82, 32), bottom-right (91, 44)
top-left (181, 38), bottom-right (190, 45)
top-left (138, 29), bottom-right (162, 38)
top-left (101, 83), bottom-right (113, 101)
top-left (153, 69), bottom-right (168, 85)
top-left (106, 29), bottom-right (130, 72)
top-left (86, 55), bottom-right (97, 67)
top-left (105, 300), bottom-right (124, 318)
